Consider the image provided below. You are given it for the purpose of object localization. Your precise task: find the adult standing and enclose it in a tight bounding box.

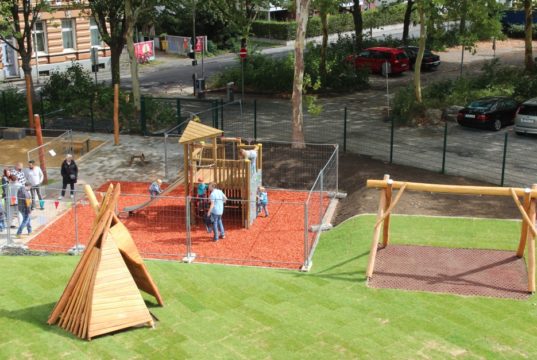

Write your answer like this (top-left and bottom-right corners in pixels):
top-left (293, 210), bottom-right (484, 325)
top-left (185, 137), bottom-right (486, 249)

top-left (1, 169), bottom-right (10, 201)
top-left (24, 160), bottom-right (44, 210)
top-left (207, 182), bottom-right (228, 242)
top-left (11, 162), bottom-right (26, 186)
top-left (60, 154), bottom-right (78, 200)
top-left (16, 182), bottom-right (32, 238)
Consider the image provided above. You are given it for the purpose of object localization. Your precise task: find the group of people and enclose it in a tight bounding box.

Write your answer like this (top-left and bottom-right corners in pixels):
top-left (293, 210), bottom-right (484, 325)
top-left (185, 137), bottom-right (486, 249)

top-left (0, 154), bottom-right (79, 237)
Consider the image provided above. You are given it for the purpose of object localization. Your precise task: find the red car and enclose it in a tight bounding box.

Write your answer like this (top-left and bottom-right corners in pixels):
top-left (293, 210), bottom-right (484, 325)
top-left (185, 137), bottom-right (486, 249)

top-left (347, 47), bottom-right (410, 76)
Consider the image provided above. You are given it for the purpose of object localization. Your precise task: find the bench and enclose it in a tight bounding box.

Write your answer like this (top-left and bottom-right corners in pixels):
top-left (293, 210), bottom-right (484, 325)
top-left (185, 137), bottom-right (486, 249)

top-left (3, 128), bottom-right (26, 140)
top-left (61, 136), bottom-right (91, 156)
top-left (129, 153), bottom-right (146, 166)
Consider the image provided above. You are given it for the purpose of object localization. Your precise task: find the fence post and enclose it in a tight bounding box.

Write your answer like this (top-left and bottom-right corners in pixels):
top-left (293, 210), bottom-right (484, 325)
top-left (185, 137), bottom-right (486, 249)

top-left (140, 96), bottom-right (147, 136)
top-left (389, 117), bottom-right (394, 164)
top-left (220, 98), bottom-right (224, 131)
top-left (183, 196), bottom-right (196, 263)
top-left (302, 202), bottom-right (309, 271)
top-left (2, 91), bottom-right (7, 126)
top-left (254, 99), bottom-right (257, 141)
top-left (90, 94), bottom-right (95, 132)
top-left (501, 132), bottom-right (509, 186)
top-left (5, 185), bottom-right (12, 245)
top-left (320, 172), bottom-right (324, 228)
top-left (343, 107), bottom-right (347, 152)
top-left (176, 99), bottom-right (181, 125)
top-left (164, 133), bottom-right (169, 180)
top-left (441, 122), bottom-right (448, 174)
top-left (73, 191), bottom-right (80, 254)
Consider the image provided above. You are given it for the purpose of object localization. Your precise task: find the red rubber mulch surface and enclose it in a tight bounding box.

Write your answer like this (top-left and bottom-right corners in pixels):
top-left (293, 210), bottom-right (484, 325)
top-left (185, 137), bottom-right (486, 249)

top-left (28, 181), bottom-right (330, 270)
top-left (368, 244), bottom-right (530, 300)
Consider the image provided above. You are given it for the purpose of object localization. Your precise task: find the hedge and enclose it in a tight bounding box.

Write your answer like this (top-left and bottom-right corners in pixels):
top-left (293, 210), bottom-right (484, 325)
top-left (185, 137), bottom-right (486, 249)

top-left (252, 3), bottom-right (409, 41)
top-left (504, 24), bottom-right (537, 39)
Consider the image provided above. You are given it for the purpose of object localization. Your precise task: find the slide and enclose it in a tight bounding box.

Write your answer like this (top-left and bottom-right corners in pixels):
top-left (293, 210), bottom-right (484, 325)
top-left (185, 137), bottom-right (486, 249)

top-left (122, 178), bottom-right (183, 214)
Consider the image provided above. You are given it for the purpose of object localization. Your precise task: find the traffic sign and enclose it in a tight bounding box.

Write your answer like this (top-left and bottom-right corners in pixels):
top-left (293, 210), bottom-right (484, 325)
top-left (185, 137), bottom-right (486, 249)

top-left (239, 47), bottom-right (247, 59)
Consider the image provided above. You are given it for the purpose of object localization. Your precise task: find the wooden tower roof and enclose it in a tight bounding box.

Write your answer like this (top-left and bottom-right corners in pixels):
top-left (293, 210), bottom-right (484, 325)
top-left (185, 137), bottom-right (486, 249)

top-left (179, 120), bottom-right (223, 144)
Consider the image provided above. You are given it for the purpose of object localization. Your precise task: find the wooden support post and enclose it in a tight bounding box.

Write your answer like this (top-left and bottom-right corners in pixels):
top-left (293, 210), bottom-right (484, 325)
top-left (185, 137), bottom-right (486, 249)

top-left (517, 189), bottom-right (532, 257)
top-left (366, 174), bottom-right (389, 280)
top-left (257, 143), bottom-right (263, 172)
top-left (33, 114), bottom-right (48, 185)
top-left (382, 178), bottom-right (393, 247)
top-left (213, 137), bottom-right (217, 184)
top-left (528, 184), bottom-right (537, 293)
top-left (113, 83), bottom-right (120, 145)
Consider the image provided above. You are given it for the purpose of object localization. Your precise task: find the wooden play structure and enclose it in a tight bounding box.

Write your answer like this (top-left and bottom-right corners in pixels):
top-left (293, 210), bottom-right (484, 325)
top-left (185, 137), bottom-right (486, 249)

top-left (366, 176), bottom-right (537, 294)
top-left (179, 121), bottom-right (262, 228)
top-left (47, 183), bottom-right (163, 340)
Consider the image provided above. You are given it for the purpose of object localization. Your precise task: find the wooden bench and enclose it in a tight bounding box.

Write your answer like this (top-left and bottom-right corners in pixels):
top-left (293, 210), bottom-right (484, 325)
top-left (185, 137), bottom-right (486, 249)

top-left (129, 153), bottom-right (146, 166)
top-left (62, 136), bottom-right (91, 156)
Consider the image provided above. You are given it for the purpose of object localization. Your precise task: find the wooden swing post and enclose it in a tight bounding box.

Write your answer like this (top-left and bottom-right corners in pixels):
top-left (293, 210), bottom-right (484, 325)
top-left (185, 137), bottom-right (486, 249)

top-left (517, 189), bottom-right (532, 257)
top-left (366, 174), bottom-right (389, 279)
top-left (382, 179), bottom-right (393, 247)
top-left (528, 184), bottom-right (537, 293)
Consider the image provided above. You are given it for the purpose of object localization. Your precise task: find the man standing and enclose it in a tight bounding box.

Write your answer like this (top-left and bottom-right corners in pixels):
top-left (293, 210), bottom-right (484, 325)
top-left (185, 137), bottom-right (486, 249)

top-left (11, 162), bottom-right (26, 186)
top-left (16, 182), bottom-right (32, 238)
top-left (24, 160), bottom-right (44, 210)
top-left (207, 182), bottom-right (228, 242)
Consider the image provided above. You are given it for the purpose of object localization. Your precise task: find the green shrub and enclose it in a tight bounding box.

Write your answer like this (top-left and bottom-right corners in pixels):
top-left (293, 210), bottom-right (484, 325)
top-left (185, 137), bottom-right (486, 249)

top-left (504, 24), bottom-right (537, 39)
top-left (0, 87), bottom-right (27, 127)
top-left (251, 20), bottom-right (297, 40)
top-left (392, 85), bottom-right (426, 124)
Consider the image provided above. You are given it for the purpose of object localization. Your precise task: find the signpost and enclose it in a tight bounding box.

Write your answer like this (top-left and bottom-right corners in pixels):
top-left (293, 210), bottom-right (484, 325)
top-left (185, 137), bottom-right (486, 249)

top-left (239, 47), bottom-right (247, 100)
top-left (90, 47), bottom-right (99, 84)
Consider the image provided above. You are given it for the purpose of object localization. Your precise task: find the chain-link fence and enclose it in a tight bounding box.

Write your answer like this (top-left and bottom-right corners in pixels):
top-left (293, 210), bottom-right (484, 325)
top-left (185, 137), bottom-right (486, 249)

top-left (26, 130), bottom-right (73, 169)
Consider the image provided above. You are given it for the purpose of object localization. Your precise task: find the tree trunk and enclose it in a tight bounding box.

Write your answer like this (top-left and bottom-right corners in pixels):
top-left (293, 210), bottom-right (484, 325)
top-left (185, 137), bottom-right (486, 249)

top-left (23, 68), bottom-right (34, 128)
top-left (125, 0), bottom-right (141, 113)
top-left (291, 0), bottom-right (310, 148)
top-left (351, 0), bottom-right (363, 52)
top-left (459, 0), bottom-right (467, 36)
top-left (320, 10), bottom-right (328, 79)
top-left (110, 45), bottom-right (122, 86)
top-left (402, 0), bottom-right (414, 44)
top-left (524, 0), bottom-right (534, 72)
top-left (414, 1), bottom-right (426, 103)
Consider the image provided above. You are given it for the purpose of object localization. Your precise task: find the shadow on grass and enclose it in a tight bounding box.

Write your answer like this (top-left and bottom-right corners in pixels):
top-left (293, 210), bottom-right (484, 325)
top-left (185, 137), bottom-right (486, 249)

top-left (0, 302), bottom-right (74, 339)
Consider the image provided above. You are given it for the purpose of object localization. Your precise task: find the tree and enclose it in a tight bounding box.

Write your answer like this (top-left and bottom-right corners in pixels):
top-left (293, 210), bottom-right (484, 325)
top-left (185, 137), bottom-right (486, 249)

top-left (313, 0), bottom-right (339, 78)
top-left (350, 0), bottom-right (363, 52)
top-left (89, 0), bottom-right (127, 85)
top-left (125, 0), bottom-right (154, 113)
top-left (523, 0), bottom-right (534, 72)
top-left (292, 0), bottom-right (311, 146)
top-left (0, 0), bottom-right (49, 128)
top-left (414, 0), bottom-right (426, 103)
top-left (402, 0), bottom-right (414, 44)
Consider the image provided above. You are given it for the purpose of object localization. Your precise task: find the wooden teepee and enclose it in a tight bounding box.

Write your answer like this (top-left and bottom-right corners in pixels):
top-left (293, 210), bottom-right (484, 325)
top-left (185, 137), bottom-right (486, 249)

top-left (48, 183), bottom-right (163, 340)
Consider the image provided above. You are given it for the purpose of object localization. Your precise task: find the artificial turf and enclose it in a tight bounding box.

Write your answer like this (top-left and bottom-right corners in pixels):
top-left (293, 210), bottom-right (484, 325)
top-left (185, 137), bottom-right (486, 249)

top-left (1, 215), bottom-right (537, 359)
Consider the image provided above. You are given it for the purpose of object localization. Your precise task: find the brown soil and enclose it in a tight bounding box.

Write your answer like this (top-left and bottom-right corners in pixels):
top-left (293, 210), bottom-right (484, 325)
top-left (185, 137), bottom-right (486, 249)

top-left (334, 152), bottom-right (519, 225)
top-left (368, 244), bottom-right (529, 300)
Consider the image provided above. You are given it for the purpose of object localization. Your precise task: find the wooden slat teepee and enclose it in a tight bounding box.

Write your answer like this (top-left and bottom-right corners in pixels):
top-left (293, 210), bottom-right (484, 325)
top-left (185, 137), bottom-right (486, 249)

top-left (48, 183), bottom-right (163, 340)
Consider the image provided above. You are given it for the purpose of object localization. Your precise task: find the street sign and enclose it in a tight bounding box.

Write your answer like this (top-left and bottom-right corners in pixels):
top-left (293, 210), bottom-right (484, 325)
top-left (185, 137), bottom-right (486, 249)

top-left (90, 47), bottom-right (99, 73)
top-left (239, 47), bottom-right (247, 59)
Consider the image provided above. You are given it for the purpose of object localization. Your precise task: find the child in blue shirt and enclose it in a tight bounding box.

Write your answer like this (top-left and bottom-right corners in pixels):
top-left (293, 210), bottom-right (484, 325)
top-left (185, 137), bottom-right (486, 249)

top-left (0, 199), bottom-right (5, 232)
top-left (149, 179), bottom-right (163, 199)
top-left (257, 186), bottom-right (269, 217)
top-left (197, 177), bottom-right (208, 198)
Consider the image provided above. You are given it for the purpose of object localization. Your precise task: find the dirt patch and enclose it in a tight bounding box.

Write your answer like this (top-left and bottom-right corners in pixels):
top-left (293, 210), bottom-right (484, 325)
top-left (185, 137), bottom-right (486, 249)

top-left (334, 152), bottom-right (519, 225)
top-left (368, 244), bottom-right (529, 300)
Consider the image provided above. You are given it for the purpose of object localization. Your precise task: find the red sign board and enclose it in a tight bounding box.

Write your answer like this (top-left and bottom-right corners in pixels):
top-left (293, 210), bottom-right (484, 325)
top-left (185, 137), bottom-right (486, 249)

top-left (134, 41), bottom-right (154, 61)
top-left (195, 36), bottom-right (204, 53)
top-left (239, 47), bottom-right (247, 59)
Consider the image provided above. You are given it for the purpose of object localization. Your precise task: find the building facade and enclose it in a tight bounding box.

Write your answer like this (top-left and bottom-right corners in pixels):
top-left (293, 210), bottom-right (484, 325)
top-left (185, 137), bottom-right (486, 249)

top-left (0, 4), bottom-right (110, 81)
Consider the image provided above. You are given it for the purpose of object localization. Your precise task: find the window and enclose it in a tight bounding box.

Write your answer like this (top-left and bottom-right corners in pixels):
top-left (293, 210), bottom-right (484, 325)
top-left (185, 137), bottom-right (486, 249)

top-left (89, 18), bottom-right (101, 47)
top-left (61, 19), bottom-right (75, 50)
top-left (33, 21), bottom-right (46, 53)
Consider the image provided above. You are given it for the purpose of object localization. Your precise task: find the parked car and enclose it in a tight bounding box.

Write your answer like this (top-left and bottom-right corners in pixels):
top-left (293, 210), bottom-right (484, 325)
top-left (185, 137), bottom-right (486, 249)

top-left (398, 46), bottom-right (441, 70)
top-left (346, 47), bottom-right (410, 76)
top-left (457, 97), bottom-right (519, 131)
top-left (515, 97), bottom-right (537, 135)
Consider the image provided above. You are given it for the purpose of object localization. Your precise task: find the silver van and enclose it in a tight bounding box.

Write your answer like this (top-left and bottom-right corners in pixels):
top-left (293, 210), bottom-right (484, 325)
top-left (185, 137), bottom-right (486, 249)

top-left (515, 98), bottom-right (537, 135)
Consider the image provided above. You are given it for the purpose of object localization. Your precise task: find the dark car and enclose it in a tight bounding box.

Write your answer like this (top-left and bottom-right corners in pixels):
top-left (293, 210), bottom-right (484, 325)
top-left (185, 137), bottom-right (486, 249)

top-left (457, 97), bottom-right (519, 131)
top-left (346, 47), bottom-right (410, 76)
top-left (398, 46), bottom-right (441, 70)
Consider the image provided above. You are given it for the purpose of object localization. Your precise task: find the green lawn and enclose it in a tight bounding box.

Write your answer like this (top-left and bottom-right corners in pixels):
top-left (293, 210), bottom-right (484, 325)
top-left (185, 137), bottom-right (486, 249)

top-left (1, 215), bottom-right (537, 359)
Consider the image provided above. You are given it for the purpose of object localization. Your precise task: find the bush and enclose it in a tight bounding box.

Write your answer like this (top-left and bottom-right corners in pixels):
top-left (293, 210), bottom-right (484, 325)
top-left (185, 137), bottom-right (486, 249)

top-left (392, 60), bottom-right (534, 125)
top-left (251, 21), bottom-right (297, 41)
top-left (0, 87), bottom-right (27, 127)
top-left (504, 24), bottom-right (537, 39)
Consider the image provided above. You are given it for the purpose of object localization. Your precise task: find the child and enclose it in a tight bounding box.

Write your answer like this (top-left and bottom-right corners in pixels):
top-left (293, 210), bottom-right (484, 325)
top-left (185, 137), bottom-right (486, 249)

top-left (197, 177), bottom-right (208, 199)
top-left (257, 186), bottom-right (269, 217)
top-left (149, 179), bottom-right (163, 199)
top-left (0, 199), bottom-right (5, 232)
